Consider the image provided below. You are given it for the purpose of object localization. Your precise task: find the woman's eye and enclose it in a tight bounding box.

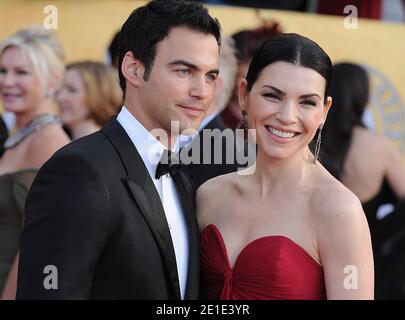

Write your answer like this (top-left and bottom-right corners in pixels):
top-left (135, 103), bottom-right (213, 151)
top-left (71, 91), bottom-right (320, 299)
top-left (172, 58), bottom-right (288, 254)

top-left (301, 100), bottom-right (316, 106)
top-left (17, 70), bottom-right (28, 75)
top-left (67, 86), bottom-right (77, 93)
top-left (263, 93), bottom-right (280, 100)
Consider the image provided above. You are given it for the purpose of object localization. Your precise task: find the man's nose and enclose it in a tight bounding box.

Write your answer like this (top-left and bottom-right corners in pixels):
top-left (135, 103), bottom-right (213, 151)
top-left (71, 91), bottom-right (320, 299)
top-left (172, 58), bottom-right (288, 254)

top-left (189, 76), bottom-right (210, 99)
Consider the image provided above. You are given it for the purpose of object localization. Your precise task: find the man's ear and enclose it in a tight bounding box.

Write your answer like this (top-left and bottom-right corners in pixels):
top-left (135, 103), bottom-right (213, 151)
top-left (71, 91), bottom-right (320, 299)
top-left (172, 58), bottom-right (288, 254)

top-left (121, 51), bottom-right (144, 87)
top-left (238, 79), bottom-right (249, 111)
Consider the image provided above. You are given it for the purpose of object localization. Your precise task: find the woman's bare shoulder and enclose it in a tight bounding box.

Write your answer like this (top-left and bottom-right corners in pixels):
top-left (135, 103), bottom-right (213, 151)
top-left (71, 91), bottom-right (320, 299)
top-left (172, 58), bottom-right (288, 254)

top-left (24, 125), bottom-right (70, 167)
top-left (197, 171), bottom-right (241, 198)
top-left (312, 173), bottom-right (363, 218)
top-left (310, 168), bottom-right (374, 299)
top-left (357, 127), bottom-right (390, 152)
top-left (29, 125), bottom-right (70, 150)
top-left (310, 173), bottom-right (368, 243)
top-left (196, 172), bottom-right (242, 228)
top-left (357, 128), bottom-right (402, 169)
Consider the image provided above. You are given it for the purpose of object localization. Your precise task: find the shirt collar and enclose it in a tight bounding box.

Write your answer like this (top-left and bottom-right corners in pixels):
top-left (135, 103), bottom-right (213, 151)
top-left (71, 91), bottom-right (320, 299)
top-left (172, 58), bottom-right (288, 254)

top-left (116, 106), bottom-right (195, 179)
top-left (117, 106), bottom-right (167, 180)
top-left (199, 112), bottom-right (219, 131)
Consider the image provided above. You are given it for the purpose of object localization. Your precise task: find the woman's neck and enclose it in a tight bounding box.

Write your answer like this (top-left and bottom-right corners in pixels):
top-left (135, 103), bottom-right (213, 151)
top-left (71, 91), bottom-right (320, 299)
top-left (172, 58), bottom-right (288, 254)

top-left (15, 100), bottom-right (56, 129)
top-left (69, 119), bottom-right (101, 140)
top-left (251, 147), bottom-right (316, 197)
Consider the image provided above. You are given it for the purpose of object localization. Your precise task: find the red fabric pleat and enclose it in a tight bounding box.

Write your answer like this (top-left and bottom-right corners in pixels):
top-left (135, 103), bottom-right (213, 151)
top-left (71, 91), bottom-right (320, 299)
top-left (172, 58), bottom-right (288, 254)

top-left (200, 224), bottom-right (326, 300)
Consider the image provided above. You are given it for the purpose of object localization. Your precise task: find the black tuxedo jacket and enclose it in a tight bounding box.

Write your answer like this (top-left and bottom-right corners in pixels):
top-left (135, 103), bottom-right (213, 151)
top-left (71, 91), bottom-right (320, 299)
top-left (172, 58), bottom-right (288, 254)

top-left (184, 115), bottom-right (243, 189)
top-left (17, 118), bottom-right (199, 299)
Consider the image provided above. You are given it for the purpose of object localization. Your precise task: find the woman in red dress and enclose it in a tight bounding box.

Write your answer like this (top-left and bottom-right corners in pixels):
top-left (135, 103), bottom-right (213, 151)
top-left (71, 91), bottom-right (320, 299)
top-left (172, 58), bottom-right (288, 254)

top-left (197, 33), bottom-right (374, 300)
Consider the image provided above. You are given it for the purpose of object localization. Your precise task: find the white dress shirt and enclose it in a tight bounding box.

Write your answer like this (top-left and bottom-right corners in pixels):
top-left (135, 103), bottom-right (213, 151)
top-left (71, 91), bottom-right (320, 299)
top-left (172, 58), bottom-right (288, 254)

top-left (117, 106), bottom-right (189, 299)
top-left (199, 112), bottom-right (218, 132)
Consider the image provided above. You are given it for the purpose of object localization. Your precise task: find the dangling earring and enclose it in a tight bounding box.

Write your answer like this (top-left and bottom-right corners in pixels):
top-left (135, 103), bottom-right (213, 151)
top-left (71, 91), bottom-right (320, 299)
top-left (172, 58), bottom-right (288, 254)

top-left (236, 110), bottom-right (248, 141)
top-left (314, 124), bottom-right (323, 164)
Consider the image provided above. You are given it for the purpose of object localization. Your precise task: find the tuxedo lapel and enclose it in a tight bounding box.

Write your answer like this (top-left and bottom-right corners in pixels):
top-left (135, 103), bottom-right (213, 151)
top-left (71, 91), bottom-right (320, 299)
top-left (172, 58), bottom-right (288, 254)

top-left (101, 118), bottom-right (181, 299)
top-left (172, 170), bottom-right (200, 299)
top-left (126, 178), bottom-right (181, 299)
top-left (204, 114), bottom-right (227, 131)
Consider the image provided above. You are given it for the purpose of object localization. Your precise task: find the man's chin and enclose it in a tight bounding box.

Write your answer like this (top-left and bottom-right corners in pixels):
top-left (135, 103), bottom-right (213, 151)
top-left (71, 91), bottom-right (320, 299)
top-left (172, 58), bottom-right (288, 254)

top-left (180, 126), bottom-right (199, 136)
top-left (176, 117), bottom-right (203, 135)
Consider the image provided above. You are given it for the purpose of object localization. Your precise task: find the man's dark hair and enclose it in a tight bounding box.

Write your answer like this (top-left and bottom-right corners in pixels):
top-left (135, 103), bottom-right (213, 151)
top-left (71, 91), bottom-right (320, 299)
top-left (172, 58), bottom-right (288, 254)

top-left (118, 0), bottom-right (221, 94)
top-left (108, 31), bottom-right (121, 69)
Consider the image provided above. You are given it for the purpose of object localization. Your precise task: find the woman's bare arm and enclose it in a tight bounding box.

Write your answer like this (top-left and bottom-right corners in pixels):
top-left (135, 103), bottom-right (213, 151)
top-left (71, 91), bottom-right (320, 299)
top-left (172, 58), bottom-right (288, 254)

top-left (316, 187), bottom-right (374, 299)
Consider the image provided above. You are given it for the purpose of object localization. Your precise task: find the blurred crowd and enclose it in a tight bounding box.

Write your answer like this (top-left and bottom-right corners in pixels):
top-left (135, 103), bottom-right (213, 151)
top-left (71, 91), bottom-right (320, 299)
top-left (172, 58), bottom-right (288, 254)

top-left (1, 15), bottom-right (405, 299)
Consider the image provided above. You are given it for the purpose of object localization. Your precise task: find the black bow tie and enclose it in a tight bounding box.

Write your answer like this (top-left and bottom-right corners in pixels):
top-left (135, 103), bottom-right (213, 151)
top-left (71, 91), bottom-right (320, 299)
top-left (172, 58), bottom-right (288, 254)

top-left (155, 149), bottom-right (182, 179)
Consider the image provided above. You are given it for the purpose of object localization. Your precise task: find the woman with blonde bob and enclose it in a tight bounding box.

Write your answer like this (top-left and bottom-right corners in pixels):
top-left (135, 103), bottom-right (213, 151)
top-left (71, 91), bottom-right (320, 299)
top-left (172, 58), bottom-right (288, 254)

top-left (57, 61), bottom-right (122, 140)
top-left (0, 25), bottom-right (70, 299)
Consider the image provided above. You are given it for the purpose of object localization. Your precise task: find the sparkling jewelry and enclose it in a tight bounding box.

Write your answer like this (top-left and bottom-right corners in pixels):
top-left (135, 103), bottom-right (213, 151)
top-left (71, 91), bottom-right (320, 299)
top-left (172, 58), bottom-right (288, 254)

top-left (4, 113), bottom-right (62, 149)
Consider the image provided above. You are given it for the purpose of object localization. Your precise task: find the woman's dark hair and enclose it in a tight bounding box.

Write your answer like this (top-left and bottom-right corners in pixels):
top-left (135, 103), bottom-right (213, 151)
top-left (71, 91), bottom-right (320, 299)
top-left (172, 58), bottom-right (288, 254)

top-left (232, 21), bottom-right (282, 62)
top-left (322, 63), bottom-right (370, 179)
top-left (118, 0), bottom-right (221, 94)
top-left (245, 33), bottom-right (333, 102)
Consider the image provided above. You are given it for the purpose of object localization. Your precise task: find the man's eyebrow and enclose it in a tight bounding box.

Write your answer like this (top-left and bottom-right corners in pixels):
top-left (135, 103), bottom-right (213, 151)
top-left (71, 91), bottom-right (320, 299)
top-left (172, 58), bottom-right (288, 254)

top-left (168, 60), bottom-right (219, 75)
top-left (263, 85), bottom-right (321, 99)
top-left (169, 60), bottom-right (197, 69)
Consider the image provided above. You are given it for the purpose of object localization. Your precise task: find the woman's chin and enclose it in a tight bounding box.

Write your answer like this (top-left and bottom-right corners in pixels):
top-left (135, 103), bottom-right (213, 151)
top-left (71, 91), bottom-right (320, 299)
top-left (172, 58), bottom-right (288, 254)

top-left (259, 144), bottom-right (296, 161)
top-left (59, 115), bottom-right (77, 127)
top-left (3, 103), bottom-right (24, 113)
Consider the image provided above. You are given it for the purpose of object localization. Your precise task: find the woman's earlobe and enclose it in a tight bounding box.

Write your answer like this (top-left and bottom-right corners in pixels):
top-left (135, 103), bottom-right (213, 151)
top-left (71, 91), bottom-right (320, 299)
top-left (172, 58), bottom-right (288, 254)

top-left (322, 96), bottom-right (332, 123)
top-left (238, 79), bottom-right (248, 109)
top-left (326, 96), bottom-right (332, 108)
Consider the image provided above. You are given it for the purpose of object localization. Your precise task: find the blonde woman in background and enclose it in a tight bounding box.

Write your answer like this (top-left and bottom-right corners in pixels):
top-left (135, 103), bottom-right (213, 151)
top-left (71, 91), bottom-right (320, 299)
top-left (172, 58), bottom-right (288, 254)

top-left (57, 61), bottom-right (122, 140)
top-left (0, 25), bottom-right (70, 299)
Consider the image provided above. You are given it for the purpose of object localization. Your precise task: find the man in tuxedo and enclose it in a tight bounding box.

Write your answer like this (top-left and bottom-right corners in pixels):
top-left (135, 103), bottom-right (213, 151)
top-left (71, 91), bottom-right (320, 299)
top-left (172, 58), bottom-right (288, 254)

top-left (17, 0), bottom-right (221, 299)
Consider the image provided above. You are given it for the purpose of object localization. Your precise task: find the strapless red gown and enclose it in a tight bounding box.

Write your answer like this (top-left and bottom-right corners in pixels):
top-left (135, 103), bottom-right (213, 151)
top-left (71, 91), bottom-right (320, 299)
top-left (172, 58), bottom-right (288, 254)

top-left (200, 224), bottom-right (326, 300)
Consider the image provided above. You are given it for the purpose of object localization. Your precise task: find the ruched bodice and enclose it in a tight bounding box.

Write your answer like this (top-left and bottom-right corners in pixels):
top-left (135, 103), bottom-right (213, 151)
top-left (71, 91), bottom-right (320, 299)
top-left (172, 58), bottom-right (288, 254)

top-left (200, 224), bottom-right (326, 300)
